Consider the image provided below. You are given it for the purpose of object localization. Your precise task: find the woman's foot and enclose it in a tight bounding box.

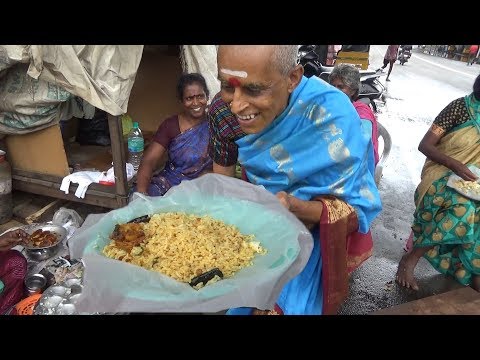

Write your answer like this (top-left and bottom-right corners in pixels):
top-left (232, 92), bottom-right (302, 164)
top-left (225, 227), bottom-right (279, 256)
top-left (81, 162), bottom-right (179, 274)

top-left (395, 253), bottom-right (420, 290)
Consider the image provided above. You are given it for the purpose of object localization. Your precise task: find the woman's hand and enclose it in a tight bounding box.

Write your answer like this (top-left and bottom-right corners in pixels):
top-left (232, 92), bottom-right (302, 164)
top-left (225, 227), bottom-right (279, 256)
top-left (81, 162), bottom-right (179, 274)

top-left (449, 159), bottom-right (478, 181)
top-left (0, 229), bottom-right (29, 252)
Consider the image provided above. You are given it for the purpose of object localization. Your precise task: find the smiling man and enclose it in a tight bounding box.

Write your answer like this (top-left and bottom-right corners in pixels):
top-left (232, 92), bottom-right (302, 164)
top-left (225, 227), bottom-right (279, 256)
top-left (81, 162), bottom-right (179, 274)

top-left (207, 45), bottom-right (382, 315)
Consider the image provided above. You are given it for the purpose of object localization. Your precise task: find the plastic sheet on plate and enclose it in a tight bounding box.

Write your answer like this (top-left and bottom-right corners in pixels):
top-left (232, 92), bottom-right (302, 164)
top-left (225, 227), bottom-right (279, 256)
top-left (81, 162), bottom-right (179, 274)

top-left (68, 174), bottom-right (313, 314)
top-left (446, 165), bottom-right (480, 201)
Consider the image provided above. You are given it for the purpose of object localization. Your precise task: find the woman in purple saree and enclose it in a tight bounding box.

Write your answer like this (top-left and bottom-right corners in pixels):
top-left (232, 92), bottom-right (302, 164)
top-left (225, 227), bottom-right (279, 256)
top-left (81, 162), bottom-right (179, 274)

top-left (0, 229), bottom-right (28, 315)
top-left (135, 73), bottom-right (213, 196)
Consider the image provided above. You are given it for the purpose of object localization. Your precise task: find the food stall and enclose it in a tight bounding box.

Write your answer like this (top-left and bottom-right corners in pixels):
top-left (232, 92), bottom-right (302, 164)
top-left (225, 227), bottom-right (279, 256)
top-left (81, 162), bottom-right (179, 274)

top-left (0, 45), bottom-right (220, 209)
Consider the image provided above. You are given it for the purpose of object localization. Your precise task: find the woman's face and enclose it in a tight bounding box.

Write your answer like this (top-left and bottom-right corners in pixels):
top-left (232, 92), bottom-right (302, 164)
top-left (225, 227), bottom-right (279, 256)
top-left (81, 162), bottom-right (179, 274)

top-left (330, 77), bottom-right (355, 101)
top-left (182, 82), bottom-right (208, 119)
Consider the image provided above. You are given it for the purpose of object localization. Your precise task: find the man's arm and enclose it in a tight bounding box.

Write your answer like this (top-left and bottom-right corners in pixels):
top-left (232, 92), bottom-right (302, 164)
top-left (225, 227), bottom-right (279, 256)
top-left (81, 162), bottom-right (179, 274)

top-left (213, 162), bottom-right (236, 177)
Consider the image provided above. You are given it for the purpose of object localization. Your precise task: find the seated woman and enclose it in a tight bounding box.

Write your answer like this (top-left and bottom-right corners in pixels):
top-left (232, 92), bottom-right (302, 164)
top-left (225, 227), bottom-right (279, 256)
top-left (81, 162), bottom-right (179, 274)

top-left (134, 73), bottom-right (213, 196)
top-left (396, 74), bottom-right (480, 291)
top-left (0, 229), bottom-right (28, 315)
top-left (329, 63), bottom-right (379, 166)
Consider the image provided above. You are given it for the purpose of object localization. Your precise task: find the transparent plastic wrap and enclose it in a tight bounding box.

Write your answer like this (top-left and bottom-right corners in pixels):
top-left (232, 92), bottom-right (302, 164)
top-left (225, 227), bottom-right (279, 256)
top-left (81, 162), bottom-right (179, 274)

top-left (52, 208), bottom-right (84, 228)
top-left (68, 174), bottom-right (313, 313)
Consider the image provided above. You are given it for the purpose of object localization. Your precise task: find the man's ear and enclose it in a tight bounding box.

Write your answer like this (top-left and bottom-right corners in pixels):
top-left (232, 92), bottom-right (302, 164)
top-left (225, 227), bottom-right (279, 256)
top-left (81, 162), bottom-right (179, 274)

top-left (288, 64), bottom-right (304, 93)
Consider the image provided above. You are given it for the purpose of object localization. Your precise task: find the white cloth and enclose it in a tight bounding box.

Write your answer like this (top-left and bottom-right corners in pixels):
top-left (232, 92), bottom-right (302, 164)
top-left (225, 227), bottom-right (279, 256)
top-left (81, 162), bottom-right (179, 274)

top-left (60, 171), bottom-right (103, 199)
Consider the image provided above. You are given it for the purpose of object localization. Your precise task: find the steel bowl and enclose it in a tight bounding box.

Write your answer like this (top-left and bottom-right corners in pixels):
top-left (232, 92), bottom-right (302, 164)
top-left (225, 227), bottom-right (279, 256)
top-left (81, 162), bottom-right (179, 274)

top-left (26, 247), bottom-right (61, 261)
top-left (24, 273), bottom-right (47, 295)
top-left (23, 224), bottom-right (67, 261)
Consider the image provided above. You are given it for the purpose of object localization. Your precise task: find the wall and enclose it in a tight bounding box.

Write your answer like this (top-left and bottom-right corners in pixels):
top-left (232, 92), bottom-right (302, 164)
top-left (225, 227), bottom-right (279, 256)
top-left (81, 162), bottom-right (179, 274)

top-left (6, 124), bottom-right (70, 177)
top-left (127, 46), bottom-right (184, 133)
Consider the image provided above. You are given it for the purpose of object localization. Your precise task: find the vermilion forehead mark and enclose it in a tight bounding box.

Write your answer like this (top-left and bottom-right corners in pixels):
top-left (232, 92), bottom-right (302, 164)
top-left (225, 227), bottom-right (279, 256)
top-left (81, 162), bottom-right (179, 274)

top-left (228, 77), bottom-right (241, 87)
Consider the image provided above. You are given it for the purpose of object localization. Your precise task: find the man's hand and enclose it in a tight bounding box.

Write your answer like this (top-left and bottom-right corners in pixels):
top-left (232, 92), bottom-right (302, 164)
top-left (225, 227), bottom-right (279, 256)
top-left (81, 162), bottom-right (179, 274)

top-left (213, 162), bottom-right (236, 177)
top-left (276, 191), bottom-right (292, 210)
top-left (0, 229), bottom-right (29, 252)
top-left (276, 191), bottom-right (320, 230)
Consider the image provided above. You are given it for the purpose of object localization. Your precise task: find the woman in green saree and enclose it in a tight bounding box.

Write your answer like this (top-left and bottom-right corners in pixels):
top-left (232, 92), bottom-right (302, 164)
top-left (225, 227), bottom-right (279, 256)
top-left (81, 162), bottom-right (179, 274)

top-left (396, 74), bottom-right (480, 291)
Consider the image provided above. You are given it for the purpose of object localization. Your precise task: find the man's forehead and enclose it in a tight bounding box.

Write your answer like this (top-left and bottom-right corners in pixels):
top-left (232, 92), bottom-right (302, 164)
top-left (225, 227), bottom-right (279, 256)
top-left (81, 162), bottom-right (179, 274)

top-left (220, 68), bottom-right (248, 78)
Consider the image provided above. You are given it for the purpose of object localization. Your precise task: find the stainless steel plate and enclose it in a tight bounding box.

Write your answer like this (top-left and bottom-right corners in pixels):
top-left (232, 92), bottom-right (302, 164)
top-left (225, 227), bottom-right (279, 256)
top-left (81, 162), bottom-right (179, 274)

top-left (23, 224), bottom-right (67, 250)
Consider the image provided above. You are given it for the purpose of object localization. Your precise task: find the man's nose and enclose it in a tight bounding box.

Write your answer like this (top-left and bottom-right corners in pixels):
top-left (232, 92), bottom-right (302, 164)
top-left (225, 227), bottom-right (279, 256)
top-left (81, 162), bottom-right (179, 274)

top-left (230, 90), bottom-right (248, 114)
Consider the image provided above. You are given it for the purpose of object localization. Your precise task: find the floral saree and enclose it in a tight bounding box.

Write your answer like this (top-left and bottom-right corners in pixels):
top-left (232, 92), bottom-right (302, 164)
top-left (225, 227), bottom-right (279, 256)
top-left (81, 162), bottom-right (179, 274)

top-left (412, 94), bottom-right (480, 285)
top-left (148, 121), bottom-right (212, 196)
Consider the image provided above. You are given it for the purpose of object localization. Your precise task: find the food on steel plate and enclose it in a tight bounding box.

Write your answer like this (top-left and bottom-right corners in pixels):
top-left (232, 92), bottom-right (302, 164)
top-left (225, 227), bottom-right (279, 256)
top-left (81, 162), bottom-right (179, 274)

top-left (25, 229), bottom-right (58, 248)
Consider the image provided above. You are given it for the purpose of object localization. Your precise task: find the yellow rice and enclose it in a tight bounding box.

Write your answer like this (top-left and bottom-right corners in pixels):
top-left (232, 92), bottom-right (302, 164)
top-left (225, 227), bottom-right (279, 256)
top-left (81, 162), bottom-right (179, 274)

top-left (102, 212), bottom-right (266, 283)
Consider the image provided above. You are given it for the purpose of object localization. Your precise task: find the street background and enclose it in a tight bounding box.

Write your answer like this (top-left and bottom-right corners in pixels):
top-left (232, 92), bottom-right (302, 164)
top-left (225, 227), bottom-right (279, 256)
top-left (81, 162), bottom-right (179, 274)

top-left (339, 45), bottom-right (480, 314)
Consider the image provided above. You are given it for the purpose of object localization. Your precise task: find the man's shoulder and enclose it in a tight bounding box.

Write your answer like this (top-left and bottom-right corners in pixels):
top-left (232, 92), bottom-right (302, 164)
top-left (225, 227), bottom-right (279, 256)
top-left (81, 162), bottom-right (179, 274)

top-left (208, 93), bottom-right (229, 114)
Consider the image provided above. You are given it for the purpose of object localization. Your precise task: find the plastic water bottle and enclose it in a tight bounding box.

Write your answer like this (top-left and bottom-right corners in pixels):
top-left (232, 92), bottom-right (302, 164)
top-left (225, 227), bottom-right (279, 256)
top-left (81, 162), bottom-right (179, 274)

top-left (127, 122), bottom-right (144, 171)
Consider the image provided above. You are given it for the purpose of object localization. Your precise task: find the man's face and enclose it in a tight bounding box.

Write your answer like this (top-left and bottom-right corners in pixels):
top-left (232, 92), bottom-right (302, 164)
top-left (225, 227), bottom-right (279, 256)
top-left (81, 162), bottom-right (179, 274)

top-left (217, 46), bottom-right (301, 134)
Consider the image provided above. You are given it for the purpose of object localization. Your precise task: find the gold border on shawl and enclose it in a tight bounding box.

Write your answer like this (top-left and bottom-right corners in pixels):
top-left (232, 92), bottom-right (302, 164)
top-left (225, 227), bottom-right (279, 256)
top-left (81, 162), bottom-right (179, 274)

top-left (347, 248), bottom-right (373, 272)
top-left (321, 196), bottom-right (355, 223)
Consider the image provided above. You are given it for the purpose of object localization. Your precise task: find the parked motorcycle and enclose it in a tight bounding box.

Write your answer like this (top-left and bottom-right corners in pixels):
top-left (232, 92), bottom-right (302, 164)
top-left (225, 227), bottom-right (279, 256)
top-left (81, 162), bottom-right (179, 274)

top-left (397, 45), bottom-right (412, 65)
top-left (298, 45), bottom-right (386, 112)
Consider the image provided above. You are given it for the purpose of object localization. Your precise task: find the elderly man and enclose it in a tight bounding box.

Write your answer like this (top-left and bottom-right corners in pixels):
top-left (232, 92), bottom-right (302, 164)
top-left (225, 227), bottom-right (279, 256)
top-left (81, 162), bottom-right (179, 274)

top-left (208, 45), bottom-right (382, 315)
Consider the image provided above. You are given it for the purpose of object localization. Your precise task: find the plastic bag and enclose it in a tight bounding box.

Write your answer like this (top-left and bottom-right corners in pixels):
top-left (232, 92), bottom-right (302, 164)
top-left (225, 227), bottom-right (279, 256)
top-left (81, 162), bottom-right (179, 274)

top-left (68, 174), bottom-right (313, 314)
top-left (52, 208), bottom-right (84, 228)
top-left (98, 163), bottom-right (136, 185)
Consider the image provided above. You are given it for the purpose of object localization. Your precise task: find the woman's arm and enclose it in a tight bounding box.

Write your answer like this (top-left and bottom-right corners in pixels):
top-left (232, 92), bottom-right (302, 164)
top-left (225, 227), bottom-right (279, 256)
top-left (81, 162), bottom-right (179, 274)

top-left (0, 229), bottom-right (28, 252)
top-left (135, 142), bottom-right (167, 194)
top-left (418, 129), bottom-right (477, 181)
top-left (276, 192), bottom-right (323, 229)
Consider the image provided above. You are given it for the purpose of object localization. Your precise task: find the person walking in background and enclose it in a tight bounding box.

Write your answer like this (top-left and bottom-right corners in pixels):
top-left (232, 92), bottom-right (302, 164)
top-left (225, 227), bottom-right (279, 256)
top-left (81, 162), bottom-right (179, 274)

top-left (376, 45), bottom-right (400, 82)
top-left (467, 45), bottom-right (478, 66)
top-left (326, 45), bottom-right (342, 65)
